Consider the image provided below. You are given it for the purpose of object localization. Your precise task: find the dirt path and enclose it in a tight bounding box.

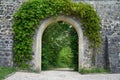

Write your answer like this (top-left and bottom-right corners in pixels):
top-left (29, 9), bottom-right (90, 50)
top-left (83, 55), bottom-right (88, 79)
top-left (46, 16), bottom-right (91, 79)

top-left (5, 71), bottom-right (120, 80)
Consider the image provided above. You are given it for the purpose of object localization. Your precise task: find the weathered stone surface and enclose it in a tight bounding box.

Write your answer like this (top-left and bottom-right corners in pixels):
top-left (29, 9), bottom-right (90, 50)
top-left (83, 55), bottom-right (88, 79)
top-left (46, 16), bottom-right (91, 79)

top-left (92, 1), bottom-right (120, 72)
top-left (107, 36), bottom-right (120, 73)
top-left (0, 0), bottom-right (24, 67)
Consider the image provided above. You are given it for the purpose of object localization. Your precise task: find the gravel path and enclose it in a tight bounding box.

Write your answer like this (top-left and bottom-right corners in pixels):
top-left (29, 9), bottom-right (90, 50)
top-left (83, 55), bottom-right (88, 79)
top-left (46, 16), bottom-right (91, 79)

top-left (5, 71), bottom-right (120, 80)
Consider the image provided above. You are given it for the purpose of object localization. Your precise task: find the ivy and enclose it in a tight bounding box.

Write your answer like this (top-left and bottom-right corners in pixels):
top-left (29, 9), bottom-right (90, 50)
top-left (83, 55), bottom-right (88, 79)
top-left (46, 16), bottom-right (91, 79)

top-left (13, 0), bottom-right (101, 68)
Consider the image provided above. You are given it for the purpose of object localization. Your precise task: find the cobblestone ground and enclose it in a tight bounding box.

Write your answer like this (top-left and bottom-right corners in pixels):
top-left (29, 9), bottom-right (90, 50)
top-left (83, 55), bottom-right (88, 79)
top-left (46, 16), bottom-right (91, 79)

top-left (5, 71), bottom-right (120, 80)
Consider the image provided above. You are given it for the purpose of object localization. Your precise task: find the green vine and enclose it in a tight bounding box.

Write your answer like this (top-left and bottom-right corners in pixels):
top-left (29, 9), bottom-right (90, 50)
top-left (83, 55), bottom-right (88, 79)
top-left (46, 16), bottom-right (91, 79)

top-left (13, 0), bottom-right (101, 68)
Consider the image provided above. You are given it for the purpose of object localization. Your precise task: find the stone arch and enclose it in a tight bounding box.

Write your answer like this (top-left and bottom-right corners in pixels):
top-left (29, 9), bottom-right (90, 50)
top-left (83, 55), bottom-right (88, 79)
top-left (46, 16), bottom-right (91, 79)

top-left (33, 15), bottom-right (84, 72)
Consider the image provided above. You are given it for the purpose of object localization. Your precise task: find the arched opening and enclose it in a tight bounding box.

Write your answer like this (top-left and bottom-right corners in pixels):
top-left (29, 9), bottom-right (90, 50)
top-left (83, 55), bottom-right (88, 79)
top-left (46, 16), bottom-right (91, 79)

top-left (42, 21), bottom-right (78, 71)
top-left (33, 15), bottom-right (84, 72)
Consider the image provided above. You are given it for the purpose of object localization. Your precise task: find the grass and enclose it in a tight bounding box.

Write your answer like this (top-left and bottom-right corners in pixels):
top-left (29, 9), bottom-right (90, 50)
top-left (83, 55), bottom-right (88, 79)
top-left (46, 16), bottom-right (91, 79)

top-left (0, 67), bottom-right (16, 80)
top-left (79, 68), bottom-right (109, 74)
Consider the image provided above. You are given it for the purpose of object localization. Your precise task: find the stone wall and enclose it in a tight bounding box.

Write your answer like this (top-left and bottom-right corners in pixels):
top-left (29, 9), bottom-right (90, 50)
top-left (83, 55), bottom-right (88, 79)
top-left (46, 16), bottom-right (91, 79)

top-left (0, 0), bottom-right (25, 67)
top-left (92, 1), bottom-right (120, 73)
top-left (76, 1), bottom-right (120, 73)
top-left (107, 36), bottom-right (120, 73)
top-left (0, 0), bottom-right (120, 73)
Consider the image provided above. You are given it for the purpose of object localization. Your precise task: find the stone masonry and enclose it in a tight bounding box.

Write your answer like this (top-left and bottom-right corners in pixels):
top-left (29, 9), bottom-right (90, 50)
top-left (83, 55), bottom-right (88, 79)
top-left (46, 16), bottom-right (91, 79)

top-left (0, 0), bottom-right (25, 67)
top-left (0, 0), bottom-right (120, 73)
top-left (92, 1), bottom-right (120, 73)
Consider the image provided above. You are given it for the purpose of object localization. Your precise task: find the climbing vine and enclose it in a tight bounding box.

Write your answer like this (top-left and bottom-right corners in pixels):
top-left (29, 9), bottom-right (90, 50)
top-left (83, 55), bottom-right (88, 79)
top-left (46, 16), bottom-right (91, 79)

top-left (13, 0), bottom-right (101, 68)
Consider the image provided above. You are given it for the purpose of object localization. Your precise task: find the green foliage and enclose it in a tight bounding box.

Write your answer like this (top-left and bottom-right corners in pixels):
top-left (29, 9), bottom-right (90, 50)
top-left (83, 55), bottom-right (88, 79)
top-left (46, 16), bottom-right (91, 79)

top-left (69, 27), bottom-right (78, 71)
top-left (13, 0), bottom-right (101, 68)
top-left (80, 68), bottom-right (109, 74)
top-left (42, 22), bottom-right (77, 70)
top-left (57, 46), bottom-right (74, 68)
top-left (0, 67), bottom-right (16, 80)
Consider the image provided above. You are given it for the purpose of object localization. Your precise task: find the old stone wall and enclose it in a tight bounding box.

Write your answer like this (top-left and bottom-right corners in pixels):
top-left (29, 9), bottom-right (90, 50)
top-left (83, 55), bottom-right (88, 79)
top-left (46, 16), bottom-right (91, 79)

top-left (73, 1), bottom-right (120, 73)
top-left (92, 1), bottom-right (120, 73)
top-left (0, 0), bottom-right (120, 73)
top-left (0, 0), bottom-right (25, 67)
top-left (107, 35), bottom-right (120, 73)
